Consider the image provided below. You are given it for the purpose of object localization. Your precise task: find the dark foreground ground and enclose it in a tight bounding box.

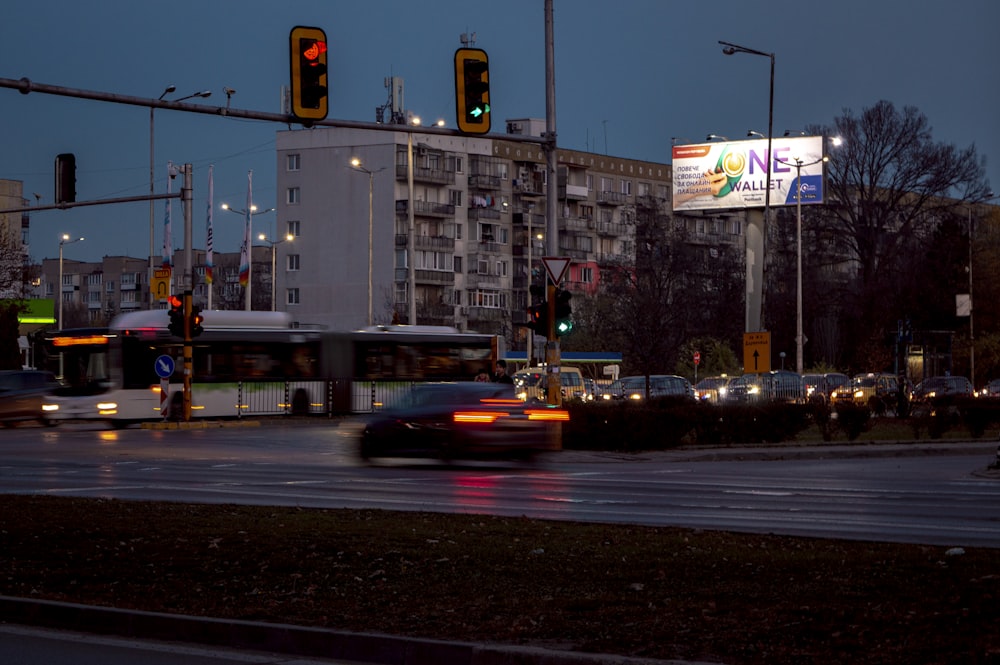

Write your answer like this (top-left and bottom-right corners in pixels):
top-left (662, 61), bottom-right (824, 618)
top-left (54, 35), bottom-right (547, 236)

top-left (1, 494), bottom-right (998, 664)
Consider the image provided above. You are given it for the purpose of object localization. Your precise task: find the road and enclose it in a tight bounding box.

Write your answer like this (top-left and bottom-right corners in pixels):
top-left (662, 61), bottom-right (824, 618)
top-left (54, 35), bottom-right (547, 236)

top-left (0, 421), bottom-right (998, 547)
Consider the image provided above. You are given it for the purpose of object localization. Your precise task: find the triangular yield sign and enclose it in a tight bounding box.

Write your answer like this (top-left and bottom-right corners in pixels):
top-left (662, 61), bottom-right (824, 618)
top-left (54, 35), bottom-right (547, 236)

top-left (541, 256), bottom-right (570, 285)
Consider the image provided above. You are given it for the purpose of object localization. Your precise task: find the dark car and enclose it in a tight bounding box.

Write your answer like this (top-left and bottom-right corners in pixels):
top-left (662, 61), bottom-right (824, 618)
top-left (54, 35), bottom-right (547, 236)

top-left (0, 370), bottom-right (62, 427)
top-left (728, 370), bottom-right (804, 404)
top-left (802, 372), bottom-right (849, 404)
top-left (359, 382), bottom-right (568, 462)
top-left (912, 376), bottom-right (973, 403)
top-left (605, 375), bottom-right (695, 401)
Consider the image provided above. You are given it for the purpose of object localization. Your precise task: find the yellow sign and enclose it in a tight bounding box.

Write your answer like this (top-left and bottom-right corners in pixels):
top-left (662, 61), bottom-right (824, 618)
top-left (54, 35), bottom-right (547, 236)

top-left (152, 268), bottom-right (171, 302)
top-left (743, 331), bottom-right (771, 373)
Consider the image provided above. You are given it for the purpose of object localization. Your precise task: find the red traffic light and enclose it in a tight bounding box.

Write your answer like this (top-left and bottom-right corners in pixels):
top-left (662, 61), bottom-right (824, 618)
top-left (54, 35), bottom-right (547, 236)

top-left (302, 40), bottom-right (327, 62)
top-left (167, 295), bottom-right (182, 309)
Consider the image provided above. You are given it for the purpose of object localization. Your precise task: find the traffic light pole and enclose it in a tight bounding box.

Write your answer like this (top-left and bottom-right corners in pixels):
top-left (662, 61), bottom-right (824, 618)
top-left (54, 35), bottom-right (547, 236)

top-left (180, 164), bottom-right (194, 422)
top-left (545, 282), bottom-right (561, 407)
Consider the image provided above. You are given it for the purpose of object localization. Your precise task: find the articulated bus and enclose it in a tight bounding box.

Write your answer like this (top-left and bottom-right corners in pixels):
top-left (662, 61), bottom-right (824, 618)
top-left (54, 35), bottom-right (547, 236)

top-left (42, 310), bottom-right (499, 426)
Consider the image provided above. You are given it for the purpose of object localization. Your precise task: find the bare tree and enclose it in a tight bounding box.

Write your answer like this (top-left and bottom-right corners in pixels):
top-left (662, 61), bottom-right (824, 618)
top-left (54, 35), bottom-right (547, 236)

top-left (808, 101), bottom-right (991, 371)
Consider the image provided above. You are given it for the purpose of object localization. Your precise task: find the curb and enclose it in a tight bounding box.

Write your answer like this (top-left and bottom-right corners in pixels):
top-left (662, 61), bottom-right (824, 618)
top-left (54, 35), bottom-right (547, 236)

top-left (141, 420), bottom-right (262, 430)
top-left (0, 596), bottom-right (709, 665)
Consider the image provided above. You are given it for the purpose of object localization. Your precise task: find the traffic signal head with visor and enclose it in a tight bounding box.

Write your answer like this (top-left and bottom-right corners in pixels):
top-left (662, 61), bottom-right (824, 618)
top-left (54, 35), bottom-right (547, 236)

top-left (290, 26), bottom-right (328, 122)
top-left (454, 48), bottom-right (490, 134)
top-left (554, 288), bottom-right (573, 336)
top-left (167, 295), bottom-right (184, 337)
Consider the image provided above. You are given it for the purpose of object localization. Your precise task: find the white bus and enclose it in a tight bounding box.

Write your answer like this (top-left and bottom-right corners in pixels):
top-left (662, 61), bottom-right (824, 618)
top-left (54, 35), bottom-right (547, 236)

top-left (41, 313), bottom-right (499, 426)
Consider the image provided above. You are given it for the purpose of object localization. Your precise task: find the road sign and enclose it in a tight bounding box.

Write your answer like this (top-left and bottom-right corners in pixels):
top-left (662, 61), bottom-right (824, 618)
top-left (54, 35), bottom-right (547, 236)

top-left (743, 332), bottom-right (771, 373)
top-left (541, 256), bottom-right (570, 285)
top-left (152, 268), bottom-right (171, 302)
top-left (154, 354), bottom-right (175, 379)
top-left (693, 351), bottom-right (701, 366)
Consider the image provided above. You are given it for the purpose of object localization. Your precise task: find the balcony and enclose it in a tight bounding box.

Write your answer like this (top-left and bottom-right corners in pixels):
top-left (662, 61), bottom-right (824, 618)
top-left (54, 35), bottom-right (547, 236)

top-left (559, 216), bottom-right (593, 233)
top-left (395, 164), bottom-right (455, 185)
top-left (414, 235), bottom-right (455, 251)
top-left (596, 252), bottom-right (629, 265)
top-left (596, 190), bottom-right (627, 206)
top-left (597, 221), bottom-right (628, 237)
top-left (558, 247), bottom-right (590, 260)
top-left (466, 272), bottom-right (502, 289)
top-left (561, 183), bottom-right (589, 200)
top-left (513, 178), bottom-right (544, 197)
top-left (467, 307), bottom-right (506, 322)
top-left (512, 211), bottom-right (545, 228)
top-left (468, 174), bottom-right (501, 190)
top-left (397, 268), bottom-right (455, 285)
top-left (396, 199), bottom-right (455, 218)
top-left (468, 207), bottom-right (501, 221)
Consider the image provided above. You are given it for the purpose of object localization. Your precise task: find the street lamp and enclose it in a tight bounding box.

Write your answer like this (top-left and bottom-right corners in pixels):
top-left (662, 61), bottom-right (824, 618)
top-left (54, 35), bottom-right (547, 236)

top-left (58, 234), bottom-right (84, 379)
top-left (705, 134), bottom-right (729, 141)
top-left (149, 85), bottom-right (175, 307)
top-left (349, 158), bottom-right (386, 326)
top-left (526, 211), bottom-right (544, 366)
top-left (58, 234), bottom-right (84, 330)
top-left (720, 40), bottom-right (775, 333)
top-left (258, 232), bottom-right (293, 312)
top-left (775, 138), bottom-right (840, 374)
top-left (221, 202), bottom-right (274, 310)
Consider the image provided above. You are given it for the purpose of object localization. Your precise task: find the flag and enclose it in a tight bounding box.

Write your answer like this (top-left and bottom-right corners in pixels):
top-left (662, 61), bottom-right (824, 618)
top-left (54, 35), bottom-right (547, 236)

top-left (161, 161), bottom-right (173, 268)
top-left (205, 165), bottom-right (214, 284)
top-left (238, 170), bottom-right (252, 287)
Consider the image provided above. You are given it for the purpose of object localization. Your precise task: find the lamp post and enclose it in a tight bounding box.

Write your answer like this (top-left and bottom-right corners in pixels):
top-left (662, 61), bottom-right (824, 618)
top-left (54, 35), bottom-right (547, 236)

top-left (526, 209), bottom-right (543, 366)
top-left (149, 85), bottom-right (175, 307)
top-left (148, 88), bottom-right (211, 308)
top-left (720, 40), bottom-right (774, 333)
top-left (775, 145), bottom-right (836, 374)
top-left (258, 232), bottom-right (293, 311)
top-left (349, 158), bottom-right (385, 326)
top-left (58, 234), bottom-right (84, 379)
top-left (221, 203), bottom-right (274, 310)
top-left (58, 234), bottom-right (84, 330)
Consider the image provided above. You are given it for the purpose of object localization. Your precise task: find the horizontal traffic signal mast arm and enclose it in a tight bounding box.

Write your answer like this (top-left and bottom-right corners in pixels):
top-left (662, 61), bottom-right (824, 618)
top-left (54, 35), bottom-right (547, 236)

top-left (2, 77), bottom-right (546, 145)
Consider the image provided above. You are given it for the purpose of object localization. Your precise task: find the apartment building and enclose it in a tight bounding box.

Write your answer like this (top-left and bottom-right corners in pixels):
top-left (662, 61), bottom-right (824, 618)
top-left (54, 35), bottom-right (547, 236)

top-left (275, 119), bottom-right (746, 343)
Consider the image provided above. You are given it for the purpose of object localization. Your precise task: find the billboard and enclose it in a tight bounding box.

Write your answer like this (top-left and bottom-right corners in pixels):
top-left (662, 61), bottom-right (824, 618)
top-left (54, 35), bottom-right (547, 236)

top-left (672, 136), bottom-right (826, 212)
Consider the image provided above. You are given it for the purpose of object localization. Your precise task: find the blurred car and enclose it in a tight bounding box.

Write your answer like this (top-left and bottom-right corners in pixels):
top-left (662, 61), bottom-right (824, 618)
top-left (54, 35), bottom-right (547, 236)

top-left (583, 377), bottom-right (599, 401)
top-left (831, 373), bottom-right (900, 412)
top-left (0, 370), bottom-right (62, 427)
top-left (982, 378), bottom-right (1000, 397)
top-left (515, 366), bottom-right (586, 402)
top-left (694, 375), bottom-right (732, 404)
top-left (911, 376), bottom-right (973, 402)
top-left (801, 372), bottom-right (849, 404)
top-left (727, 370), bottom-right (804, 404)
top-left (604, 374), bottom-right (695, 401)
top-left (359, 382), bottom-right (568, 461)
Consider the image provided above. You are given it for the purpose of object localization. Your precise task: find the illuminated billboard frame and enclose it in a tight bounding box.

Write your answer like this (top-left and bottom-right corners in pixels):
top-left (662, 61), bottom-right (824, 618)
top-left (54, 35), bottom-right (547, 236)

top-left (672, 136), bottom-right (825, 212)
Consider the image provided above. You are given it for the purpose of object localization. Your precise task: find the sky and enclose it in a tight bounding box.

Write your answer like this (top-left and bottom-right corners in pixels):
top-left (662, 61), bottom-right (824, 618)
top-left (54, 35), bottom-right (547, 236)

top-left (1, 0), bottom-right (997, 264)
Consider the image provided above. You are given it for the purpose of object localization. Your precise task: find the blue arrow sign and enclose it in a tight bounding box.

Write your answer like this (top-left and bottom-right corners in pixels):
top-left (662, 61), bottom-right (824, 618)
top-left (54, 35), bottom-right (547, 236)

top-left (154, 355), bottom-right (175, 379)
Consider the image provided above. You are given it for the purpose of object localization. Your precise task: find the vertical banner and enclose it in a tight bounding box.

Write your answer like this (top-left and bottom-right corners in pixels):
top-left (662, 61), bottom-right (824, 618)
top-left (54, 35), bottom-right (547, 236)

top-left (205, 165), bottom-right (214, 285)
top-left (161, 161), bottom-right (173, 268)
top-left (238, 170), bottom-right (252, 287)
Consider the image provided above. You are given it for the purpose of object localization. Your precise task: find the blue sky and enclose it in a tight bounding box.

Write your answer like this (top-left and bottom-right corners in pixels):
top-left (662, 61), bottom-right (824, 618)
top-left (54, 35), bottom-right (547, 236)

top-left (2, 0), bottom-right (997, 264)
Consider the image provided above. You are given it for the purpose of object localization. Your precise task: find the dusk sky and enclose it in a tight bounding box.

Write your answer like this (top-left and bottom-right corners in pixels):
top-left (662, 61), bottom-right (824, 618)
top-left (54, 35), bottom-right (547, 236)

top-left (2, 0), bottom-right (996, 264)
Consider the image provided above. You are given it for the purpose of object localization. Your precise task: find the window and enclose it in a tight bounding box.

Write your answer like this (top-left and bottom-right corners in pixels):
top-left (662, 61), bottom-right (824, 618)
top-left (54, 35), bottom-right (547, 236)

top-left (498, 163), bottom-right (508, 180)
top-left (286, 288), bottom-right (300, 305)
top-left (637, 182), bottom-right (651, 197)
top-left (286, 153), bottom-right (300, 171)
top-left (477, 256), bottom-right (489, 274)
top-left (287, 254), bottom-right (300, 271)
top-left (395, 249), bottom-right (408, 268)
top-left (620, 180), bottom-right (632, 195)
top-left (472, 290), bottom-right (506, 308)
top-left (105, 281), bottom-right (115, 293)
top-left (287, 187), bottom-right (300, 204)
top-left (477, 223), bottom-right (507, 244)
top-left (600, 177), bottom-right (613, 192)
top-left (121, 291), bottom-right (136, 304)
top-left (587, 174), bottom-right (594, 191)
top-left (287, 220), bottom-right (301, 237)
top-left (581, 267), bottom-right (594, 284)
top-left (581, 204), bottom-right (594, 220)
top-left (87, 274), bottom-right (102, 287)
top-left (453, 256), bottom-right (462, 273)
top-left (121, 273), bottom-right (136, 288)
top-left (496, 260), bottom-right (508, 277)
top-left (449, 189), bottom-right (463, 207)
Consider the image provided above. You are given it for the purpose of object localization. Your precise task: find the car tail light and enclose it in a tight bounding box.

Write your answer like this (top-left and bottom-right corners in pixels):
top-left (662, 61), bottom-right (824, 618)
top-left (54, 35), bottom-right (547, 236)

top-left (525, 409), bottom-right (569, 421)
top-left (454, 411), bottom-right (510, 424)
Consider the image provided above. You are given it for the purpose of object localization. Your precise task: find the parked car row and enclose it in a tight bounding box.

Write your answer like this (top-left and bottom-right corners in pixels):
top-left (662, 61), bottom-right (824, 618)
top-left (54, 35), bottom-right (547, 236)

top-left (0, 370), bottom-right (62, 427)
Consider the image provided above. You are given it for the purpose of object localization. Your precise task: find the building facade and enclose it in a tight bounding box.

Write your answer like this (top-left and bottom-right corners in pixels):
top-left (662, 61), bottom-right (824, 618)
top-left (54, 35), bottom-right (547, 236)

top-left (274, 120), bottom-right (745, 345)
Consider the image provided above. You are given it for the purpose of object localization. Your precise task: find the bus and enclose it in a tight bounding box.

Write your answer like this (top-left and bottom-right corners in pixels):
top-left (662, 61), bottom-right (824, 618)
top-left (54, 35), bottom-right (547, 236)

top-left (41, 311), bottom-right (499, 425)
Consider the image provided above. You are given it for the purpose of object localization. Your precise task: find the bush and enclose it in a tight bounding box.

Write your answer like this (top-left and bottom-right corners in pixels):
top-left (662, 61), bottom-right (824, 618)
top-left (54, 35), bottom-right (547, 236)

top-left (834, 402), bottom-right (871, 441)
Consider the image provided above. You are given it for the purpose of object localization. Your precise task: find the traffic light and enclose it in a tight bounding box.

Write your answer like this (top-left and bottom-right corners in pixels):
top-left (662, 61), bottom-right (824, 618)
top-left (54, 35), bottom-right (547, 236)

top-left (190, 305), bottom-right (204, 338)
top-left (289, 26), bottom-right (328, 122)
top-left (454, 47), bottom-right (490, 134)
top-left (527, 303), bottom-right (549, 337)
top-left (554, 288), bottom-right (573, 336)
top-left (55, 153), bottom-right (76, 204)
top-left (167, 295), bottom-right (184, 337)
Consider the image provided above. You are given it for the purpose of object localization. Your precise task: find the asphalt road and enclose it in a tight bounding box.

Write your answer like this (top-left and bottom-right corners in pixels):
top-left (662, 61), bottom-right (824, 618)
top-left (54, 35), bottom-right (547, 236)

top-left (1, 421), bottom-right (998, 547)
